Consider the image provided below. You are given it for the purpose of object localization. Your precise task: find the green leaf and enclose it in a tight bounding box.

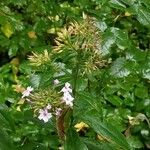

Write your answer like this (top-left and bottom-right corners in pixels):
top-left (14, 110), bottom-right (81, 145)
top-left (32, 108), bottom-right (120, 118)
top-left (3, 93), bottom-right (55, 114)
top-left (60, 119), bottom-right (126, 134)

top-left (137, 8), bottom-right (150, 26)
top-left (110, 27), bottom-right (129, 50)
top-left (8, 46), bottom-right (18, 58)
top-left (133, 4), bottom-right (150, 26)
top-left (101, 28), bottom-right (129, 56)
top-left (127, 136), bottom-right (144, 149)
top-left (143, 70), bottom-right (150, 80)
top-left (83, 138), bottom-right (115, 150)
top-left (64, 129), bottom-right (88, 150)
top-left (74, 93), bottom-right (130, 150)
top-left (75, 78), bottom-right (88, 92)
top-left (141, 0), bottom-right (150, 7)
top-left (110, 58), bottom-right (130, 78)
top-left (0, 105), bottom-right (15, 131)
top-left (1, 22), bottom-right (14, 38)
top-left (30, 74), bottom-right (41, 88)
top-left (0, 106), bottom-right (16, 150)
top-left (81, 116), bottom-right (130, 150)
top-left (109, 0), bottom-right (126, 9)
top-left (96, 21), bottom-right (107, 32)
top-left (101, 30), bottom-right (115, 56)
top-left (0, 129), bottom-right (16, 150)
top-left (106, 95), bottom-right (122, 106)
top-left (74, 92), bottom-right (102, 118)
top-left (135, 86), bottom-right (148, 99)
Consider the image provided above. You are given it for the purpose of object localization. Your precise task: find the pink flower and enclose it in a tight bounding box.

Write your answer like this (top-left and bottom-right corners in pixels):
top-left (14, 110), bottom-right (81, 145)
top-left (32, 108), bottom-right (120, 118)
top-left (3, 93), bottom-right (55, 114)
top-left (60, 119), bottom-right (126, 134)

top-left (60, 82), bottom-right (74, 107)
top-left (60, 82), bottom-right (72, 93)
top-left (62, 92), bottom-right (74, 107)
top-left (38, 109), bottom-right (52, 123)
top-left (61, 86), bottom-right (72, 93)
top-left (22, 86), bottom-right (33, 98)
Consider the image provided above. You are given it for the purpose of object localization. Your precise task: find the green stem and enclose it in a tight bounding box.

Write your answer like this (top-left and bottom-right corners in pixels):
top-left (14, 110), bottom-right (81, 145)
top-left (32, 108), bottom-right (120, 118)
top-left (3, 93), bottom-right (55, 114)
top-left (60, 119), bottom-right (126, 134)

top-left (73, 61), bottom-right (79, 96)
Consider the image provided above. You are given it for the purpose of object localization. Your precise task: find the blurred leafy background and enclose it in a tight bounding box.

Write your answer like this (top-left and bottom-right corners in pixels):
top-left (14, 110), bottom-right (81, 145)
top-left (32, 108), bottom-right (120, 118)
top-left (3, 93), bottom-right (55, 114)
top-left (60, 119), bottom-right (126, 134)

top-left (0, 0), bottom-right (150, 149)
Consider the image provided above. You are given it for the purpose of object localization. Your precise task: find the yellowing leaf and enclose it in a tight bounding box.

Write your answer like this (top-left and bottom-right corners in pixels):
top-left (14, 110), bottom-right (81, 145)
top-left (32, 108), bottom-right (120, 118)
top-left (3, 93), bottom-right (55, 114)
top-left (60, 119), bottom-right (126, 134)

top-left (17, 99), bottom-right (25, 105)
top-left (10, 58), bottom-right (19, 66)
top-left (47, 28), bottom-right (55, 34)
top-left (1, 22), bottom-right (13, 38)
top-left (97, 134), bottom-right (111, 142)
top-left (16, 106), bottom-right (21, 111)
top-left (28, 31), bottom-right (37, 39)
top-left (12, 84), bottom-right (25, 93)
top-left (125, 12), bottom-right (131, 17)
top-left (74, 122), bottom-right (89, 132)
top-left (55, 15), bottom-right (59, 21)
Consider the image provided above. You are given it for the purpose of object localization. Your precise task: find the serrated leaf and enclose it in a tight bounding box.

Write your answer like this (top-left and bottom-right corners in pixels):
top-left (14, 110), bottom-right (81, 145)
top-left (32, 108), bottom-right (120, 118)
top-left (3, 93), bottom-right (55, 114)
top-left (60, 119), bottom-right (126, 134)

top-left (110, 58), bottom-right (130, 78)
top-left (133, 4), bottom-right (150, 26)
top-left (101, 28), bottom-right (129, 56)
top-left (137, 8), bottom-right (150, 26)
top-left (101, 29), bottom-right (115, 56)
top-left (30, 74), bottom-right (41, 88)
top-left (110, 27), bottom-right (129, 49)
top-left (96, 21), bottom-right (107, 32)
top-left (109, 0), bottom-right (126, 9)
top-left (101, 37), bottom-right (115, 56)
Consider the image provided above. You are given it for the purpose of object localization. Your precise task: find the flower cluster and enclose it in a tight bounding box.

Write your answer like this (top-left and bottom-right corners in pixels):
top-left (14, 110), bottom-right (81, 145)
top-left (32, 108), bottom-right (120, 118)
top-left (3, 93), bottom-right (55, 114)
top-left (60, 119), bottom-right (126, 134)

top-left (38, 105), bottom-right (62, 122)
top-left (21, 80), bottom-right (74, 123)
top-left (61, 82), bottom-right (74, 107)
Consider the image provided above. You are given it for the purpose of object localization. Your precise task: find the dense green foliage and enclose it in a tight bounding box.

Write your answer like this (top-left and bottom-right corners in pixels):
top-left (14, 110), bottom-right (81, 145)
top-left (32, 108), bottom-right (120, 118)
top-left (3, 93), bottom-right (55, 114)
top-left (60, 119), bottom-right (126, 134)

top-left (0, 0), bottom-right (150, 149)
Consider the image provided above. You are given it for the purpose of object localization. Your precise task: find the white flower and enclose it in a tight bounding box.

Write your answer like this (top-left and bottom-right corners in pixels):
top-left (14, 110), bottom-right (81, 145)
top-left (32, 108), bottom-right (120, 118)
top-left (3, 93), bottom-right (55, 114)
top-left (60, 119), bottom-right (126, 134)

top-left (65, 82), bottom-right (71, 88)
top-left (38, 108), bottom-right (52, 123)
top-left (63, 92), bottom-right (74, 101)
top-left (53, 79), bottom-right (60, 85)
top-left (62, 92), bottom-right (74, 107)
top-left (55, 108), bottom-right (62, 116)
top-left (60, 82), bottom-right (74, 107)
top-left (61, 86), bottom-right (72, 93)
top-left (60, 82), bottom-right (72, 93)
top-left (46, 104), bottom-right (52, 110)
top-left (65, 100), bottom-right (73, 107)
top-left (22, 86), bottom-right (33, 98)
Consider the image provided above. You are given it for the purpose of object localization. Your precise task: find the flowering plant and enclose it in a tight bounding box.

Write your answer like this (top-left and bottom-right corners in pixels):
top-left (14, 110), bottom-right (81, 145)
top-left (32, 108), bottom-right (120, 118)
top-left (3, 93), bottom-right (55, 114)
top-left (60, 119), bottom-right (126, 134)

top-left (11, 17), bottom-right (131, 149)
top-left (0, 0), bottom-right (150, 149)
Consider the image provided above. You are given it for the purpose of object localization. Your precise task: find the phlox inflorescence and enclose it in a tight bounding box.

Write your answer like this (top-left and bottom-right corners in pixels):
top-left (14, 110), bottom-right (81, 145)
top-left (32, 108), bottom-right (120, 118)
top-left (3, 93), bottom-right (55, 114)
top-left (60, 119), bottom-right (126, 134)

top-left (21, 80), bottom-right (74, 123)
top-left (60, 82), bottom-right (74, 107)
